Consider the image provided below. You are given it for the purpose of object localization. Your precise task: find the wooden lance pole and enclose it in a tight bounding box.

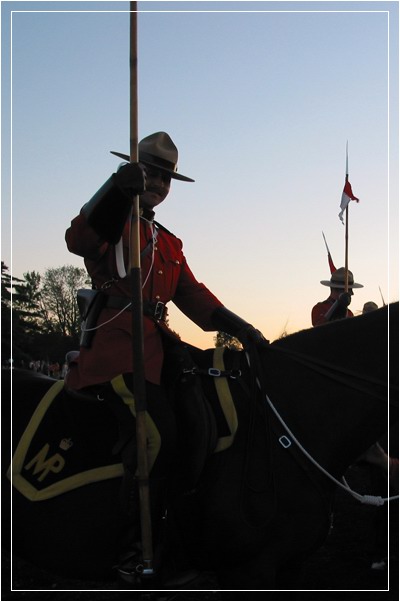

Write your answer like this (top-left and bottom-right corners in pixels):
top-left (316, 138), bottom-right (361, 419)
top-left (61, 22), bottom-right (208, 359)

top-left (129, 1), bottom-right (154, 577)
top-left (344, 142), bottom-right (349, 293)
top-left (344, 203), bottom-right (349, 293)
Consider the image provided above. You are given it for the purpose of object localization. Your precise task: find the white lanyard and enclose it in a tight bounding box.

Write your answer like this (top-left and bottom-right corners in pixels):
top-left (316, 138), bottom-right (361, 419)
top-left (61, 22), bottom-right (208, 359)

top-left (114, 217), bottom-right (158, 284)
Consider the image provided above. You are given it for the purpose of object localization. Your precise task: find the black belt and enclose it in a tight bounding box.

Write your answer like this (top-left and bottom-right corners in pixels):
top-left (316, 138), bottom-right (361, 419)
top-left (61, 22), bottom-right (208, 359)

top-left (105, 295), bottom-right (167, 321)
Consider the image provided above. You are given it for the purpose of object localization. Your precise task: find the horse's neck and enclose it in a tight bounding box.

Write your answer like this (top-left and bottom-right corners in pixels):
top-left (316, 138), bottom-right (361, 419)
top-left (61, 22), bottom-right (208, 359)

top-left (263, 314), bottom-right (390, 476)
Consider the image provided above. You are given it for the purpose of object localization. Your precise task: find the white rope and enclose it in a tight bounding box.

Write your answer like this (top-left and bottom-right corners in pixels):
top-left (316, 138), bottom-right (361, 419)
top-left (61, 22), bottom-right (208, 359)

top-left (90, 218), bottom-right (158, 332)
top-left (341, 476), bottom-right (398, 505)
top-left (264, 391), bottom-right (395, 506)
top-left (246, 353), bottom-right (398, 506)
top-left (141, 219), bottom-right (158, 289)
top-left (82, 303), bottom-right (131, 332)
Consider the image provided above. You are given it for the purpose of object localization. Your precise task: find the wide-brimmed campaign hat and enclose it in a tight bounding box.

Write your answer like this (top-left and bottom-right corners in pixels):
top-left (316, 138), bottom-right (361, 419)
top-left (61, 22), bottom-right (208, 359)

top-left (363, 301), bottom-right (378, 313)
top-left (110, 131), bottom-right (194, 182)
top-left (320, 267), bottom-right (363, 289)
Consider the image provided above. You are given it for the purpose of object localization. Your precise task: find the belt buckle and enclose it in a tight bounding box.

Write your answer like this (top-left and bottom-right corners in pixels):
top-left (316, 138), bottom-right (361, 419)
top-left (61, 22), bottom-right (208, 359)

top-left (154, 301), bottom-right (165, 321)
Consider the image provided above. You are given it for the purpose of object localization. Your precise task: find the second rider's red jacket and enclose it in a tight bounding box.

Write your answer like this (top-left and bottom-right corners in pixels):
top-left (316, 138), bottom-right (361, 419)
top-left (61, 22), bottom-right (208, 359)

top-left (311, 297), bottom-right (353, 327)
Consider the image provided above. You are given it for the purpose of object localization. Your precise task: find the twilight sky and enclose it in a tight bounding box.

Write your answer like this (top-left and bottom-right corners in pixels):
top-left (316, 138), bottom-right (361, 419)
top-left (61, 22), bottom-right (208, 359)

top-left (2, 0), bottom-right (398, 346)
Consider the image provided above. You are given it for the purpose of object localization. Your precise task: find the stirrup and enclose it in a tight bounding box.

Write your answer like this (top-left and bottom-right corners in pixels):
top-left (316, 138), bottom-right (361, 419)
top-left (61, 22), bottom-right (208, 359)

top-left (116, 558), bottom-right (145, 586)
top-left (115, 547), bottom-right (151, 584)
top-left (117, 567), bottom-right (144, 586)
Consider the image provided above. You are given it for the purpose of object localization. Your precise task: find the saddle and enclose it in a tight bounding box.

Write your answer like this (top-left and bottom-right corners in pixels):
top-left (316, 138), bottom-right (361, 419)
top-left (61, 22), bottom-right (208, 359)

top-left (167, 345), bottom-right (239, 491)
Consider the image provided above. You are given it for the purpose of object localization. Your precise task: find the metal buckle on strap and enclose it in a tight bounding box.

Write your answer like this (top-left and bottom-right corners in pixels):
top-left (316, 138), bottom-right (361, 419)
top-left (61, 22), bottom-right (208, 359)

top-left (229, 369), bottom-right (241, 379)
top-left (154, 301), bottom-right (165, 321)
top-left (279, 435), bottom-right (292, 449)
top-left (208, 367), bottom-right (242, 379)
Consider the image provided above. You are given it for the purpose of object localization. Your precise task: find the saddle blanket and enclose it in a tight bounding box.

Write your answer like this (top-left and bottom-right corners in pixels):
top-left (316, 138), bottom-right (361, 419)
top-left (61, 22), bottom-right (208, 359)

top-left (9, 380), bottom-right (123, 502)
top-left (9, 348), bottom-right (238, 501)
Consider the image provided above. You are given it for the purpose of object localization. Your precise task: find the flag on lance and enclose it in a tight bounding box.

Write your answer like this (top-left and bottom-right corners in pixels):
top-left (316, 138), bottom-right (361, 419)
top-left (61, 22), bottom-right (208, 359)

top-left (338, 142), bottom-right (359, 223)
top-left (322, 231), bottom-right (336, 274)
top-left (339, 178), bottom-right (359, 223)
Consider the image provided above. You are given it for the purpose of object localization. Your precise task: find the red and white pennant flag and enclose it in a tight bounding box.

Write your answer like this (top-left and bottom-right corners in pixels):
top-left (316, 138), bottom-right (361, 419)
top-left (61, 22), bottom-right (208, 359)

top-left (338, 179), bottom-right (359, 223)
top-left (339, 143), bottom-right (359, 223)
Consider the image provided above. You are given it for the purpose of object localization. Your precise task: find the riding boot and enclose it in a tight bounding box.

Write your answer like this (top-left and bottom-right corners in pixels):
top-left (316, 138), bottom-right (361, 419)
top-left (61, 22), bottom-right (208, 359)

top-left (116, 471), bottom-right (201, 589)
top-left (116, 470), bottom-right (144, 587)
top-left (116, 472), bottom-right (168, 588)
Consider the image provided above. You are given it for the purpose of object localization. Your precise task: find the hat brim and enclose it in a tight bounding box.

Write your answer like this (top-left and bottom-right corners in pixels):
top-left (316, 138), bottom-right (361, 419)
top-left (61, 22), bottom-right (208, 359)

top-left (320, 280), bottom-right (363, 289)
top-left (110, 151), bottom-right (194, 182)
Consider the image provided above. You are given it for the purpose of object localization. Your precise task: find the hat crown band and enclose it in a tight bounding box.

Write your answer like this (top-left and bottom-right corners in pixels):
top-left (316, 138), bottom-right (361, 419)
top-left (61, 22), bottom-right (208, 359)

top-left (331, 277), bottom-right (354, 286)
top-left (139, 151), bottom-right (177, 173)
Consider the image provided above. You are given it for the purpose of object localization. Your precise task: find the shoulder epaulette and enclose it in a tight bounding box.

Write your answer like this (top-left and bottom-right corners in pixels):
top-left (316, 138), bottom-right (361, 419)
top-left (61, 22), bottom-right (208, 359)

top-left (154, 221), bottom-right (178, 239)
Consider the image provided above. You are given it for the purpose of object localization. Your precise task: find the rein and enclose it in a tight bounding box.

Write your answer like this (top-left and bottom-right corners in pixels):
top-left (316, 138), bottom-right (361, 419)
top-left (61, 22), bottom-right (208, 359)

top-left (261, 377), bottom-right (396, 506)
top-left (247, 345), bottom-right (398, 506)
top-left (195, 345), bottom-right (397, 506)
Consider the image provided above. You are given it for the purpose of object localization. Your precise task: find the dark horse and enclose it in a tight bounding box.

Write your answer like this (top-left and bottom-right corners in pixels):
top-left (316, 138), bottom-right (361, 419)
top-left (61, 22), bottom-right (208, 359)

top-left (4, 303), bottom-right (398, 589)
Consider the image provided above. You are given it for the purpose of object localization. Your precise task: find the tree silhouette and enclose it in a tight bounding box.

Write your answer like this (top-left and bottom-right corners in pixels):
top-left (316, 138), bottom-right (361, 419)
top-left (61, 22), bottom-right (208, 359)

top-left (40, 266), bottom-right (90, 339)
top-left (2, 263), bottom-right (90, 368)
top-left (214, 331), bottom-right (242, 351)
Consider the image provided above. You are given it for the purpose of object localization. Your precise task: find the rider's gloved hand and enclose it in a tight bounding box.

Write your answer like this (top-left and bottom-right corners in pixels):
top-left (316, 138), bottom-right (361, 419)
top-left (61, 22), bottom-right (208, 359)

top-left (115, 162), bottom-right (146, 196)
top-left (338, 292), bottom-right (352, 307)
top-left (236, 325), bottom-right (268, 348)
top-left (212, 307), bottom-right (269, 348)
top-left (82, 163), bottom-right (146, 244)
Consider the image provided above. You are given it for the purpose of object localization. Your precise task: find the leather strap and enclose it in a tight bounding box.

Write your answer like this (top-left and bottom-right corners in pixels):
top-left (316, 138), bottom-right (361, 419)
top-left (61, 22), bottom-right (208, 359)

top-left (105, 295), bottom-right (166, 321)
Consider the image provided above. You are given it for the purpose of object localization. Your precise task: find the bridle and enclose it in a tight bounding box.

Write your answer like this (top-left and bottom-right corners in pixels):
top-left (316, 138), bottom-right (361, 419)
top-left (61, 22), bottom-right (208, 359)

top-left (246, 344), bottom-right (398, 506)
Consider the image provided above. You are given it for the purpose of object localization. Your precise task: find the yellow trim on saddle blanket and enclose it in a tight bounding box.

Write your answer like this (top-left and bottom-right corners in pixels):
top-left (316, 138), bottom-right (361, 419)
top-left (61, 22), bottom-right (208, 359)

top-left (9, 352), bottom-right (236, 502)
top-left (110, 375), bottom-right (161, 474)
top-left (213, 347), bottom-right (238, 452)
top-left (8, 380), bottom-right (123, 502)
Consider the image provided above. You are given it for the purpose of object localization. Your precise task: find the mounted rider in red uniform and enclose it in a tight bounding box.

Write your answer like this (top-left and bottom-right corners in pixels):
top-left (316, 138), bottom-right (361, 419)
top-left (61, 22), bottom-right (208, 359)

top-left (311, 267), bottom-right (363, 327)
top-left (65, 131), bottom-right (266, 586)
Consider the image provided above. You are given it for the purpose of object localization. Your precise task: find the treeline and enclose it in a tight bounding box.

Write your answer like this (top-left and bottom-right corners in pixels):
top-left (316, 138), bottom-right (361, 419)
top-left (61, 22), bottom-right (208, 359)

top-left (1, 262), bottom-right (90, 368)
top-left (1, 261), bottom-right (242, 369)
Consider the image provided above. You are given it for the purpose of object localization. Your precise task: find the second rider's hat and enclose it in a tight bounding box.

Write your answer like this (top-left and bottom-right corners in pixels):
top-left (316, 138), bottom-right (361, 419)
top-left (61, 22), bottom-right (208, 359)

top-left (320, 267), bottom-right (363, 289)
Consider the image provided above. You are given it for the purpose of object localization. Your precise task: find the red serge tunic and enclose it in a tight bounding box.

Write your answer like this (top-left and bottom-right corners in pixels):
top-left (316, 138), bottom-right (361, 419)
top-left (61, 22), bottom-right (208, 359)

top-left (311, 297), bottom-right (354, 327)
top-left (65, 211), bottom-right (223, 389)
